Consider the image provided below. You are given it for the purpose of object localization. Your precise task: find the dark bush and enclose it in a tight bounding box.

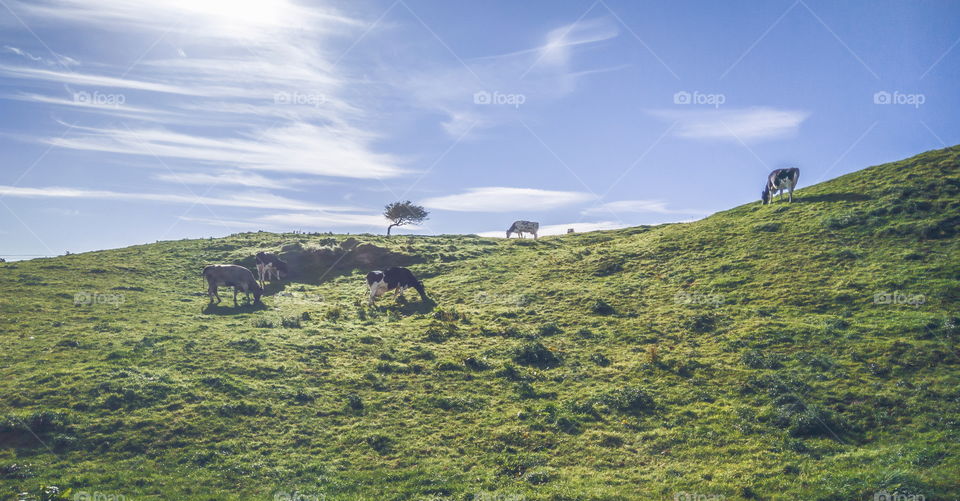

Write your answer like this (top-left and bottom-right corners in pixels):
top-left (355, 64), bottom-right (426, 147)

top-left (512, 341), bottom-right (562, 368)
top-left (742, 349), bottom-right (783, 369)
top-left (589, 299), bottom-right (615, 315)
top-left (599, 386), bottom-right (654, 414)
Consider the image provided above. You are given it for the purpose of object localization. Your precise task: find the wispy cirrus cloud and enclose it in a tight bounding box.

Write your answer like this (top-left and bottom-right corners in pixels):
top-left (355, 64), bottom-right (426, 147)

top-left (3, 45), bottom-right (78, 67)
top-left (1, 0), bottom-right (403, 182)
top-left (582, 199), bottom-right (711, 216)
top-left (423, 187), bottom-right (595, 212)
top-left (46, 123), bottom-right (404, 179)
top-left (649, 107), bottom-right (809, 141)
top-left (151, 170), bottom-right (317, 190)
top-left (0, 184), bottom-right (358, 212)
top-left (394, 17), bottom-right (624, 137)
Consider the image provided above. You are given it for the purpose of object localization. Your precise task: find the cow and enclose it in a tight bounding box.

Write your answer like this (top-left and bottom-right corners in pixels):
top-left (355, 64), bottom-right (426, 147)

top-left (255, 251), bottom-right (288, 287)
top-left (506, 220), bottom-right (539, 239)
top-left (202, 264), bottom-right (263, 306)
top-left (762, 167), bottom-right (800, 204)
top-left (366, 267), bottom-right (428, 305)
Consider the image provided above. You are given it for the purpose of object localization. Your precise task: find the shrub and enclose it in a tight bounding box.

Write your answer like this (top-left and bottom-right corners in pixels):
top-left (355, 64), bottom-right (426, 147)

top-left (345, 393), bottom-right (363, 411)
top-left (742, 349), bottom-right (783, 369)
top-left (512, 341), bottom-right (561, 368)
top-left (590, 353), bottom-right (611, 367)
top-left (365, 434), bottom-right (392, 454)
top-left (425, 321), bottom-right (459, 342)
top-left (281, 316), bottom-right (302, 328)
top-left (217, 401), bottom-right (266, 417)
top-left (252, 318), bottom-right (274, 329)
top-left (599, 386), bottom-right (654, 415)
top-left (464, 356), bottom-right (491, 371)
top-left (589, 299), bottom-right (615, 315)
top-left (496, 363), bottom-right (523, 381)
top-left (537, 322), bottom-right (562, 336)
top-left (324, 305), bottom-right (344, 321)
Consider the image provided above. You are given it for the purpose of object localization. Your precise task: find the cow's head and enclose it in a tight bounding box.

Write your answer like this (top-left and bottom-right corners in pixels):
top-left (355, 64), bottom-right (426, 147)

top-left (761, 187), bottom-right (771, 205)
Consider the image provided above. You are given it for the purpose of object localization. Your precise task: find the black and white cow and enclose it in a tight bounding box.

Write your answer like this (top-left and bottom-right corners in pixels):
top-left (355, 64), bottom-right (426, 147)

top-left (366, 267), bottom-right (429, 305)
top-left (255, 251), bottom-right (288, 287)
top-left (762, 167), bottom-right (800, 204)
top-left (203, 264), bottom-right (263, 305)
top-left (506, 220), bottom-right (539, 239)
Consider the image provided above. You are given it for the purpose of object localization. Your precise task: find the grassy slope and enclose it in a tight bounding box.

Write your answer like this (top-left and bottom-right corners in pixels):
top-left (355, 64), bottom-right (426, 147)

top-left (1, 146), bottom-right (959, 501)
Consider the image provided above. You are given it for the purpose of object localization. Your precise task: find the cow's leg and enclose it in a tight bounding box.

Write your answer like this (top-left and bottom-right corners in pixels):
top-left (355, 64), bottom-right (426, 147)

top-left (233, 287), bottom-right (238, 306)
top-left (369, 286), bottom-right (378, 306)
top-left (788, 185), bottom-right (794, 202)
top-left (533, 231), bottom-right (538, 240)
top-left (256, 264), bottom-right (265, 288)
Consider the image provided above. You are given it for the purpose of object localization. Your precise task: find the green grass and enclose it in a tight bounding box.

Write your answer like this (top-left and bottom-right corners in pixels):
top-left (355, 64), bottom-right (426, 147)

top-left (2, 146), bottom-right (960, 500)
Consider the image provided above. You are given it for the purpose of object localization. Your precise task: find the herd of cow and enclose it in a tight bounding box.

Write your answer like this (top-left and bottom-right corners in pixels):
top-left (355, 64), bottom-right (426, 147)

top-left (201, 168), bottom-right (800, 308)
top-left (202, 251), bottom-right (431, 307)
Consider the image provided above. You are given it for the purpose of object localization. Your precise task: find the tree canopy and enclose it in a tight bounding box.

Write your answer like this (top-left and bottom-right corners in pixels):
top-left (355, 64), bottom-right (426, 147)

top-left (384, 201), bottom-right (429, 235)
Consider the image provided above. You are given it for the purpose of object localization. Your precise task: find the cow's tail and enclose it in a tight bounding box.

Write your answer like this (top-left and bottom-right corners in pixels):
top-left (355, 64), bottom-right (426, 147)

top-left (413, 280), bottom-right (429, 302)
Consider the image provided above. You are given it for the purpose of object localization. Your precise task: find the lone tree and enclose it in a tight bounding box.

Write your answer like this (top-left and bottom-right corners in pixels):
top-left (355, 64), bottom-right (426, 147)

top-left (384, 201), bottom-right (429, 236)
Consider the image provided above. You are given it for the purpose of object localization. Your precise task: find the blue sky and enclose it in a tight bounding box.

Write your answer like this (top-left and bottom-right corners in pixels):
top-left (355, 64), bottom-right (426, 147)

top-left (1, 0), bottom-right (957, 259)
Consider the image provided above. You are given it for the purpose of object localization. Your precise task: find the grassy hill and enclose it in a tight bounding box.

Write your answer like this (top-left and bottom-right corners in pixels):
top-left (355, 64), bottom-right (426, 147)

top-left (2, 146), bottom-right (959, 501)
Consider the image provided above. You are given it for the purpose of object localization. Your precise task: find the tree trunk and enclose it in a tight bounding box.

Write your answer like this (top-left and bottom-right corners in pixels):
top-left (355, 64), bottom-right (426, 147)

top-left (387, 223), bottom-right (399, 236)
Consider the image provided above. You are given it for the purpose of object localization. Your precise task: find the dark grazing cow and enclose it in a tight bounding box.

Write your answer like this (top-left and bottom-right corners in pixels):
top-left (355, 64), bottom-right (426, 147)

top-left (203, 264), bottom-right (263, 305)
top-left (366, 267), bottom-right (428, 305)
top-left (762, 167), bottom-right (800, 204)
top-left (255, 251), bottom-right (288, 287)
top-left (506, 220), bottom-right (539, 239)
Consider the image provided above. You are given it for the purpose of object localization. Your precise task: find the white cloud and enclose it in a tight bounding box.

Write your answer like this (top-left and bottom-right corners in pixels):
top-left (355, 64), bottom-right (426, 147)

top-left (0, 185), bottom-right (358, 212)
top-left (2, 0), bottom-right (404, 182)
top-left (3, 45), bottom-right (78, 67)
top-left (422, 187), bottom-right (595, 212)
top-left (181, 210), bottom-right (401, 232)
top-left (257, 212), bottom-right (393, 229)
top-left (582, 199), bottom-right (711, 216)
top-left (649, 107), bottom-right (809, 141)
top-left (152, 170), bottom-right (317, 190)
top-left (395, 17), bottom-right (622, 137)
top-left (46, 123), bottom-right (404, 179)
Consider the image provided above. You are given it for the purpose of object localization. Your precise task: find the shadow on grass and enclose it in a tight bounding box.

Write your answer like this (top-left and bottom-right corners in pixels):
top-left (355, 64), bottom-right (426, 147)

top-left (796, 193), bottom-right (871, 203)
top-left (379, 297), bottom-right (436, 315)
top-left (202, 301), bottom-right (269, 315)
top-left (261, 281), bottom-right (288, 296)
